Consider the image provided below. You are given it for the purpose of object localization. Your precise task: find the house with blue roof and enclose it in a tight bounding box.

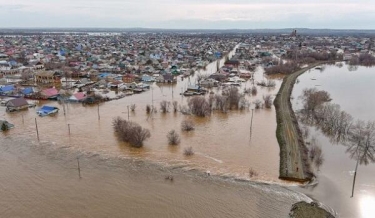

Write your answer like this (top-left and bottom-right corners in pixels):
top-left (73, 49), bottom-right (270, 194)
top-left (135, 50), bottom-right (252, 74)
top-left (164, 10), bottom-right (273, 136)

top-left (0, 85), bottom-right (15, 95)
top-left (22, 87), bottom-right (34, 96)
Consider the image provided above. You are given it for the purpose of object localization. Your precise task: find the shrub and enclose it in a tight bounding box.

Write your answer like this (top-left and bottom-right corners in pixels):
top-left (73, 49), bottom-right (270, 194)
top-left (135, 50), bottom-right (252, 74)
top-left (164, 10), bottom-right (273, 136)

top-left (251, 86), bottom-right (258, 95)
top-left (160, 101), bottom-right (170, 113)
top-left (167, 130), bottom-right (180, 145)
top-left (254, 99), bottom-right (263, 109)
top-left (146, 104), bottom-right (151, 114)
top-left (188, 96), bottom-right (211, 117)
top-left (263, 94), bottom-right (273, 109)
top-left (249, 168), bottom-right (258, 178)
top-left (172, 101), bottom-right (178, 113)
top-left (130, 104), bottom-right (136, 112)
top-left (181, 120), bottom-right (195, 131)
top-left (184, 147), bottom-right (194, 156)
top-left (112, 117), bottom-right (151, 148)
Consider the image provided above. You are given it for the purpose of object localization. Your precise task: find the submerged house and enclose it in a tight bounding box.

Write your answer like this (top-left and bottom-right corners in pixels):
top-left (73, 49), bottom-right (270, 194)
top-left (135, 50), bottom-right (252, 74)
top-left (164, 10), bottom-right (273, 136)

top-left (0, 85), bottom-right (15, 95)
top-left (141, 74), bottom-right (155, 82)
top-left (156, 73), bottom-right (176, 83)
top-left (5, 98), bottom-right (29, 112)
top-left (22, 87), bottom-right (35, 96)
top-left (36, 105), bottom-right (59, 117)
top-left (40, 88), bottom-right (59, 99)
top-left (35, 71), bottom-right (60, 84)
top-left (0, 120), bottom-right (14, 131)
top-left (69, 92), bottom-right (87, 102)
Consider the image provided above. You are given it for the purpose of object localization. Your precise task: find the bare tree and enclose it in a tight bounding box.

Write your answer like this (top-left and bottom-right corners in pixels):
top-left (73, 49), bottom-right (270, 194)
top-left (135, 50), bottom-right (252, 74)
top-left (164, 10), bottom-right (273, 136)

top-left (167, 130), bottom-right (180, 145)
top-left (345, 120), bottom-right (375, 197)
top-left (181, 120), bottom-right (195, 131)
top-left (301, 88), bottom-right (331, 116)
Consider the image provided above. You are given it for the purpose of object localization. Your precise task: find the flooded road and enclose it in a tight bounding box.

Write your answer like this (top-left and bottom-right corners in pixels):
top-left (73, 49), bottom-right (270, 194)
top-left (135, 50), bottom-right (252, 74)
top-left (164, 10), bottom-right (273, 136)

top-left (292, 63), bottom-right (375, 218)
top-left (0, 51), bottom-right (310, 217)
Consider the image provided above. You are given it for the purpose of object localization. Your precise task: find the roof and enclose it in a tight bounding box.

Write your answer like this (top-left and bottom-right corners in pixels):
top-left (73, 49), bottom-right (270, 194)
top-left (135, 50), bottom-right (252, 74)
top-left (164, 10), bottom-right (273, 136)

top-left (39, 106), bottom-right (58, 112)
top-left (22, 87), bottom-right (34, 95)
top-left (70, 92), bottom-right (86, 101)
top-left (0, 85), bottom-right (14, 92)
top-left (7, 98), bottom-right (28, 107)
top-left (42, 88), bottom-right (59, 97)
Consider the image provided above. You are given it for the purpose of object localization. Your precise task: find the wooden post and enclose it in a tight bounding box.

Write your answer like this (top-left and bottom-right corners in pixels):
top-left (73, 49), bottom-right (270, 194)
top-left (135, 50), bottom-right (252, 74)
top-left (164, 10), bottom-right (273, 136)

top-left (77, 157), bottom-right (81, 179)
top-left (35, 118), bottom-right (39, 141)
top-left (63, 101), bottom-right (66, 116)
top-left (250, 109), bottom-right (254, 140)
top-left (97, 103), bottom-right (100, 120)
top-left (68, 124), bottom-right (71, 135)
top-left (22, 114), bottom-right (24, 124)
top-left (127, 105), bottom-right (130, 120)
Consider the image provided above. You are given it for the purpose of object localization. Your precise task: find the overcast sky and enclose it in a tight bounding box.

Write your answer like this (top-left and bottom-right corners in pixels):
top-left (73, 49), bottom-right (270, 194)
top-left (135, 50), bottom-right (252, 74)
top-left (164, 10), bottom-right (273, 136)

top-left (1, 0), bottom-right (375, 29)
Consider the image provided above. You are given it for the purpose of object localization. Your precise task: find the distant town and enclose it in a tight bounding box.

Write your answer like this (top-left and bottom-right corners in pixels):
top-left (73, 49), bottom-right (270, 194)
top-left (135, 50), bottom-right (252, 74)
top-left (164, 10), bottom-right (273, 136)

top-left (1, 29), bottom-right (374, 109)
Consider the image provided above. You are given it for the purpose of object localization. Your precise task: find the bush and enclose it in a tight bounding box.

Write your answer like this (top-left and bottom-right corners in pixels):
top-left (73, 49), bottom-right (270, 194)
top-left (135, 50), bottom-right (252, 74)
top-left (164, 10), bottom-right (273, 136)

top-left (263, 94), bottom-right (273, 109)
top-left (172, 101), bottom-right (178, 113)
top-left (112, 117), bottom-right (151, 148)
top-left (130, 104), bottom-right (136, 112)
top-left (160, 101), bottom-right (170, 113)
top-left (223, 87), bottom-right (242, 109)
top-left (184, 147), bottom-right (194, 156)
top-left (181, 120), bottom-right (195, 131)
top-left (254, 99), bottom-right (263, 109)
top-left (249, 168), bottom-right (258, 178)
top-left (251, 86), bottom-right (258, 95)
top-left (264, 62), bottom-right (300, 75)
top-left (146, 104), bottom-right (151, 114)
top-left (167, 130), bottom-right (180, 145)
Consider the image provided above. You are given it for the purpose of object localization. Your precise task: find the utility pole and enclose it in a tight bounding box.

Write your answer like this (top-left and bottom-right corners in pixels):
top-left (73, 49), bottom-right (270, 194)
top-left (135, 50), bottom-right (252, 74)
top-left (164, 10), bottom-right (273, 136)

top-left (35, 118), bottom-right (39, 141)
top-left (68, 123), bottom-right (71, 135)
top-left (22, 114), bottom-right (24, 124)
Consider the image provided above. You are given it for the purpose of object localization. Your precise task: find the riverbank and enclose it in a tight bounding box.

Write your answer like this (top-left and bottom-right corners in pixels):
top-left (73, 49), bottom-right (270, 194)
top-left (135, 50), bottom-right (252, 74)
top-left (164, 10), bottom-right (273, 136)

top-left (274, 63), bottom-right (322, 182)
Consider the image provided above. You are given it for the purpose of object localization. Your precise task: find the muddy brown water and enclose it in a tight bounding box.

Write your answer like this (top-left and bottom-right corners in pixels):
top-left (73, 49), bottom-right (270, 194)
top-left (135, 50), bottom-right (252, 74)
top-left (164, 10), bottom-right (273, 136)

top-left (0, 54), bottom-right (312, 217)
top-left (292, 63), bottom-right (375, 218)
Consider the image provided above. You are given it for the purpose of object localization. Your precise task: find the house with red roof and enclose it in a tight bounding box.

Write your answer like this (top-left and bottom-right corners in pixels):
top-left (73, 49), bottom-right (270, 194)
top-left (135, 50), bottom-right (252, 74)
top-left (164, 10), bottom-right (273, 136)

top-left (40, 88), bottom-right (59, 99)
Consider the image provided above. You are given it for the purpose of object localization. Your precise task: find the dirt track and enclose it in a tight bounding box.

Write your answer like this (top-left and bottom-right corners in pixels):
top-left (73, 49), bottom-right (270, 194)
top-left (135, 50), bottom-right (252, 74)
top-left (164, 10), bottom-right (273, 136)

top-left (274, 64), bottom-right (320, 182)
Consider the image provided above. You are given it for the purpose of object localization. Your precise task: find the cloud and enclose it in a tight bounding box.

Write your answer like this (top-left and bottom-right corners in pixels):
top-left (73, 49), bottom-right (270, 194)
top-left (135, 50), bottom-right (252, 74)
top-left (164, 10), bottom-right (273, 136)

top-left (0, 0), bottom-right (374, 28)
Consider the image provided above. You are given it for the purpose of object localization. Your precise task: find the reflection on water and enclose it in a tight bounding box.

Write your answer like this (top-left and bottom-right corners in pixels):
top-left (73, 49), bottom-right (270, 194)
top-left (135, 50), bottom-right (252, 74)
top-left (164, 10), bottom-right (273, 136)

top-left (360, 195), bottom-right (375, 218)
top-left (292, 63), bottom-right (375, 218)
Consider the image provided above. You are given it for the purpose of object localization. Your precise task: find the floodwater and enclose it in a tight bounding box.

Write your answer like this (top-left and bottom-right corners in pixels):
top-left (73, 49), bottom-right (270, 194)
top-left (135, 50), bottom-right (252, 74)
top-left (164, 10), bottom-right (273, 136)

top-left (292, 63), bottom-right (375, 218)
top-left (0, 52), bottom-right (310, 217)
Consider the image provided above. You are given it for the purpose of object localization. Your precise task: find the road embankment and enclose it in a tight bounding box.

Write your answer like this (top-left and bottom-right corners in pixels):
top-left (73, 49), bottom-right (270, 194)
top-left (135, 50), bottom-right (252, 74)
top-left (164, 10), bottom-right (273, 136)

top-left (274, 64), bottom-right (321, 182)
